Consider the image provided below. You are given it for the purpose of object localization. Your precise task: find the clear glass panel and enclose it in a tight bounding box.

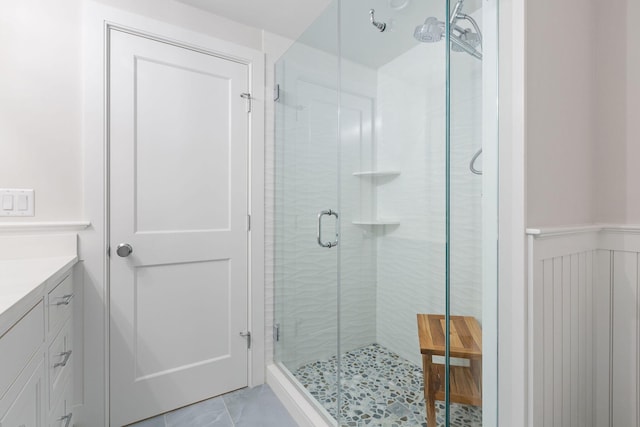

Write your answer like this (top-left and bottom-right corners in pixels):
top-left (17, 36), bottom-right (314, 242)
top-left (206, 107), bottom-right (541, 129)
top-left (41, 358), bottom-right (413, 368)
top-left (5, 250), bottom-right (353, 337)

top-left (337, 1), bottom-right (448, 426)
top-left (447, 0), bottom-right (498, 425)
top-left (274, 1), bottom-right (341, 419)
top-left (274, 0), bottom-right (498, 425)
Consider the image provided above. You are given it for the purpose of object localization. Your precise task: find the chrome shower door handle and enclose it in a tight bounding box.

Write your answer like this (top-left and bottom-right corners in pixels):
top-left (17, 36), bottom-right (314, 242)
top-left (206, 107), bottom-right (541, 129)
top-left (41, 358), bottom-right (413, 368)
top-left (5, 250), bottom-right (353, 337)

top-left (317, 210), bottom-right (339, 248)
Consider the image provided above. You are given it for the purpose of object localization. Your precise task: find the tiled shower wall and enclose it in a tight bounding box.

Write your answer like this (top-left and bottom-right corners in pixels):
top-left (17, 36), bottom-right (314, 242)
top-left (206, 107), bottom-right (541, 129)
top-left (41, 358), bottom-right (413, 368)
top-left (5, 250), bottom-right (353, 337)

top-left (266, 23), bottom-right (484, 370)
top-left (375, 42), bottom-right (483, 365)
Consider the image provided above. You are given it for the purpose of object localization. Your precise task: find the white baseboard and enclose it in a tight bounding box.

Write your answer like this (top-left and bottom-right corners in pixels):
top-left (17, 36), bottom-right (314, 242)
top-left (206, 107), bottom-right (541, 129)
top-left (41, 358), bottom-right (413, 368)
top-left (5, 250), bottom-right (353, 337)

top-left (266, 364), bottom-right (335, 427)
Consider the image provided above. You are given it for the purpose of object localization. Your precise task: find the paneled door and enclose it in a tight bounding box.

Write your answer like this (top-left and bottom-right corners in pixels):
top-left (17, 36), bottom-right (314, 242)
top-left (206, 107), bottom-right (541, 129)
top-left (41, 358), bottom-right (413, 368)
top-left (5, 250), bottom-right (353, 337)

top-left (109, 29), bottom-right (250, 426)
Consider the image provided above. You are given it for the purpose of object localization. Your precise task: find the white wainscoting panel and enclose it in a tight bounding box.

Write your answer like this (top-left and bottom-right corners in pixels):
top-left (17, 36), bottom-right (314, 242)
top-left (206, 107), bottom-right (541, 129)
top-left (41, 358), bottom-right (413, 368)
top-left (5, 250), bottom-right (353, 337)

top-left (528, 225), bottom-right (640, 427)
top-left (599, 228), bottom-right (640, 427)
top-left (529, 230), bottom-right (597, 427)
top-left (594, 250), bottom-right (612, 427)
top-left (612, 251), bottom-right (639, 427)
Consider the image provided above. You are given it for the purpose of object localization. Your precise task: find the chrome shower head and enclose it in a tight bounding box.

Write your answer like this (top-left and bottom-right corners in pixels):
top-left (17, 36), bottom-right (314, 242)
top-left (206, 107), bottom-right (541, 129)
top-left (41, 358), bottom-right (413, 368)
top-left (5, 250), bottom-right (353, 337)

top-left (413, 17), bottom-right (445, 43)
top-left (414, 11), bottom-right (483, 60)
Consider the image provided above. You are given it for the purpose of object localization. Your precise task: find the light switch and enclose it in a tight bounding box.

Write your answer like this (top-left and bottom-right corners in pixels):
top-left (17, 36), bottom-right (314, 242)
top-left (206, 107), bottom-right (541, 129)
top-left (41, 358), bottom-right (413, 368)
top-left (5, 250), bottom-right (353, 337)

top-left (17, 195), bottom-right (28, 211)
top-left (0, 189), bottom-right (34, 216)
top-left (2, 195), bottom-right (13, 210)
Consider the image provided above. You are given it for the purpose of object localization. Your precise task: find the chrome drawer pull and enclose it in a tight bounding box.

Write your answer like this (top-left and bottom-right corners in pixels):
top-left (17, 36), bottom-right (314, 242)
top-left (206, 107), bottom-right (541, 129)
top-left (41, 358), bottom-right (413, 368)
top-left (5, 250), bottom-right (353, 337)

top-left (59, 413), bottom-right (72, 427)
top-left (54, 350), bottom-right (72, 368)
top-left (55, 294), bottom-right (73, 306)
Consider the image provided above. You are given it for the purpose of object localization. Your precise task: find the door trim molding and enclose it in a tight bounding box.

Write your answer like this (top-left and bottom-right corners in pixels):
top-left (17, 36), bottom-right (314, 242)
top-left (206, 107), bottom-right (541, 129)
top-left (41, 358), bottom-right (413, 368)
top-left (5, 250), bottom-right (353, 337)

top-left (81, 3), bottom-right (265, 425)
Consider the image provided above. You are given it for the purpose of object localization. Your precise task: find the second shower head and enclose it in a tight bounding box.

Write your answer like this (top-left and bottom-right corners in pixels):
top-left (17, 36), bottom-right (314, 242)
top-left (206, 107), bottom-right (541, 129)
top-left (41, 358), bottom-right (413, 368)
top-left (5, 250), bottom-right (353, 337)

top-left (413, 17), bottom-right (445, 43)
top-left (412, 0), bottom-right (483, 60)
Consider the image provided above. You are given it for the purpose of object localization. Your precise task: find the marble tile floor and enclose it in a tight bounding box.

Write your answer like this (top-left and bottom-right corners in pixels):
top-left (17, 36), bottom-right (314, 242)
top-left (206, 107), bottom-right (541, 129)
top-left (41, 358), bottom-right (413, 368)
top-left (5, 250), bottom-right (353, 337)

top-left (292, 343), bottom-right (483, 427)
top-left (128, 384), bottom-right (299, 427)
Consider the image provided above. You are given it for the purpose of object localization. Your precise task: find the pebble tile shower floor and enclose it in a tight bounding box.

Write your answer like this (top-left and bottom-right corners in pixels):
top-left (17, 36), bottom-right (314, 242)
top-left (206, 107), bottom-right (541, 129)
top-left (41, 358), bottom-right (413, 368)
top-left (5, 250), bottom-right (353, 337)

top-left (292, 343), bottom-right (482, 427)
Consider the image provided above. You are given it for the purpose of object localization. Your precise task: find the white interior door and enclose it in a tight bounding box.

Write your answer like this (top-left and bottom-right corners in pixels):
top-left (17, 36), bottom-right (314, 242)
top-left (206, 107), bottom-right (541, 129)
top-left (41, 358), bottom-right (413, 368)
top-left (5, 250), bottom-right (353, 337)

top-left (109, 29), bottom-right (250, 426)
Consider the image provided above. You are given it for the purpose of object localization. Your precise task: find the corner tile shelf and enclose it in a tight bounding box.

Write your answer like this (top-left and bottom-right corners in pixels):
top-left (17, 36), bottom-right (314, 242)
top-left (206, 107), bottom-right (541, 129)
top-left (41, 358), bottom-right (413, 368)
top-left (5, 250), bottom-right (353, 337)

top-left (352, 171), bottom-right (401, 227)
top-left (352, 170), bottom-right (401, 178)
top-left (352, 220), bottom-right (400, 226)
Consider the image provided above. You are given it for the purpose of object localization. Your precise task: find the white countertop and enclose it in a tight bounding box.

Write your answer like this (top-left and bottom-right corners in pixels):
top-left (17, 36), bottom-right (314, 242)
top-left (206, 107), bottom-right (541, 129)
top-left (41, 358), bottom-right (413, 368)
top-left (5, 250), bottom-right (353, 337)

top-left (0, 256), bottom-right (77, 316)
top-left (0, 233), bottom-right (79, 334)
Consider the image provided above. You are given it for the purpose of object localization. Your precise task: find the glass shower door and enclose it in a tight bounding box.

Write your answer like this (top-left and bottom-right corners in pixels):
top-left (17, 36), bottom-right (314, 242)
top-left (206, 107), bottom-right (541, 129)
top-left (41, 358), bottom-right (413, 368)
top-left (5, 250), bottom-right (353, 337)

top-left (273, 1), bottom-right (342, 420)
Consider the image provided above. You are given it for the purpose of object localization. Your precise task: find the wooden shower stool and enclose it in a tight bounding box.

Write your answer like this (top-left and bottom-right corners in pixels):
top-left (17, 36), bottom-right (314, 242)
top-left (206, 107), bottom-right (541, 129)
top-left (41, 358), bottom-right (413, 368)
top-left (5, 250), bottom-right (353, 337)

top-left (416, 314), bottom-right (482, 426)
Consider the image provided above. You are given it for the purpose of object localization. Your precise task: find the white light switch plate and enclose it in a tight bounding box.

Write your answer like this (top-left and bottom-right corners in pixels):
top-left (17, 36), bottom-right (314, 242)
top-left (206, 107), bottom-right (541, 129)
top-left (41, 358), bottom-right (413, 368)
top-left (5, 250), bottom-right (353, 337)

top-left (0, 189), bottom-right (34, 216)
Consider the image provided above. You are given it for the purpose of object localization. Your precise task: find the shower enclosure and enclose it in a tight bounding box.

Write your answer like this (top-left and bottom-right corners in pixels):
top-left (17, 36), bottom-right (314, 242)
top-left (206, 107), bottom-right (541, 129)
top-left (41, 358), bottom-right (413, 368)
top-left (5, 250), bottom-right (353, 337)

top-left (273, 0), bottom-right (498, 425)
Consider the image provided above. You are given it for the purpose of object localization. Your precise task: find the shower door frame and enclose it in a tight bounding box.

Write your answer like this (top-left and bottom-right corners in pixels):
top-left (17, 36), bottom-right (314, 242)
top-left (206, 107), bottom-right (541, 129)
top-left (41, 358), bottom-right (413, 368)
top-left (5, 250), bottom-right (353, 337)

top-left (494, 0), bottom-right (529, 425)
top-left (267, 0), bottom-right (529, 425)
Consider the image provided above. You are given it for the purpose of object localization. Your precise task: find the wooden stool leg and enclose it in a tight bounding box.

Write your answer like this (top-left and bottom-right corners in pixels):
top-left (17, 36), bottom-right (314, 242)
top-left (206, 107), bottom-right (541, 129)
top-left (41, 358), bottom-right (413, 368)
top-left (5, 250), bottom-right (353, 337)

top-left (423, 355), bottom-right (437, 426)
top-left (471, 359), bottom-right (482, 397)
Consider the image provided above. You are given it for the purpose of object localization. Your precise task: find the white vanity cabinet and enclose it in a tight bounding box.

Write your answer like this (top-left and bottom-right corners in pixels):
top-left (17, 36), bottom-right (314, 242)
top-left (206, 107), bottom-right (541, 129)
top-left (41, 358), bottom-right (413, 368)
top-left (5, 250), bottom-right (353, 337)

top-left (46, 270), bottom-right (76, 427)
top-left (0, 260), bottom-right (79, 427)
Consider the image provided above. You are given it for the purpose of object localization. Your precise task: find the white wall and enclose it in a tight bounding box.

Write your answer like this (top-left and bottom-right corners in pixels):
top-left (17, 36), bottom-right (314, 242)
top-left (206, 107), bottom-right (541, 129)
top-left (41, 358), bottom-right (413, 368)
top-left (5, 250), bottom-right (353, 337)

top-left (596, 0), bottom-right (640, 225)
top-left (525, 0), bottom-right (597, 227)
top-left (594, 0), bottom-right (627, 224)
top-left (0, 0), bottom-right (262, 223)
top-left (0, 0), bottom-right (83, 221)
top-left (527, 0), bottom-right (640, 227)
top-left (93, 0), bottom-right (262, 49)
top-left (626, 0), bottom-right (640, 223)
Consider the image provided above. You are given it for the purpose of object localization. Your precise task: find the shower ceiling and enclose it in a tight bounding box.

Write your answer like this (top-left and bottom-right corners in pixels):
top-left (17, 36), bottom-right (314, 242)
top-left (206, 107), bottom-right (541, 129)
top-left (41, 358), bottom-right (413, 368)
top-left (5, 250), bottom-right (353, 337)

top-left (175, 0), bottom-right (332, 40)
top-left (176, 0), bottom-right (481, 69)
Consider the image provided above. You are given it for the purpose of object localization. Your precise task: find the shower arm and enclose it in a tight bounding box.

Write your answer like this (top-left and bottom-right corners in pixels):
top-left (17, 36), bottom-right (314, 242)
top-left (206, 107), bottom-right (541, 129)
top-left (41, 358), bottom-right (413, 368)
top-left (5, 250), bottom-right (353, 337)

top-left (369, 9), bottom-right (386, 32)
top-left (449, 0), bottom-right (465, 26)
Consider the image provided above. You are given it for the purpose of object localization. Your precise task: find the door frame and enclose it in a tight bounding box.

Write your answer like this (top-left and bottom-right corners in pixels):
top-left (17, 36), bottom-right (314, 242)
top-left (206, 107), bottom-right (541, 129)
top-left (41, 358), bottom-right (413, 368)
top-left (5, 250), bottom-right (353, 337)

top-left (81, 3), bottom-right (265, 425)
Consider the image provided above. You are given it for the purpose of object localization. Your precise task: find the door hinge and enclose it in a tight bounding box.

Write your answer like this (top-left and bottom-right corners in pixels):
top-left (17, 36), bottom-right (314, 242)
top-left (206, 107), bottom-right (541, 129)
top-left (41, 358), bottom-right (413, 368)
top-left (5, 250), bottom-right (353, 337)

top-left (247, 214), bottom-right (251, 231)
top-left (240, 93), bottom-right (252, 113)
top-left (273, 323), bottom-right (280, 342)
top-left (239, 331), bottom-right (251, 349)
top-left (107, 246), bottom-right (111, 257)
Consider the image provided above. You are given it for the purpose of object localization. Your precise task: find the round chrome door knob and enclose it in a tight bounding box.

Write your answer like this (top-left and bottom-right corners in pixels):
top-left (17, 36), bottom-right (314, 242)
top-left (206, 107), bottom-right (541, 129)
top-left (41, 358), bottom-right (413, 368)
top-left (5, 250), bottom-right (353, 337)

top-left (116, 243), bottom-right (133, 257)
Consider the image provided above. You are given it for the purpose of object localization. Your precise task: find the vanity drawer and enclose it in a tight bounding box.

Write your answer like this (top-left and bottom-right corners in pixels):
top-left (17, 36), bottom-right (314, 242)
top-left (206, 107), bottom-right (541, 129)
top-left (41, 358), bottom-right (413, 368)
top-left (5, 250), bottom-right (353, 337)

top-left (48, 274), bottom-right (73, 335)
top-left (48, 319), bottom-right (73, 409)
top-left (0, 301), bottom-right (44, 400)
top-left (48, 376), bottom-right (73, 427)
top-left (0, 358), bottom-right (44, 427)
